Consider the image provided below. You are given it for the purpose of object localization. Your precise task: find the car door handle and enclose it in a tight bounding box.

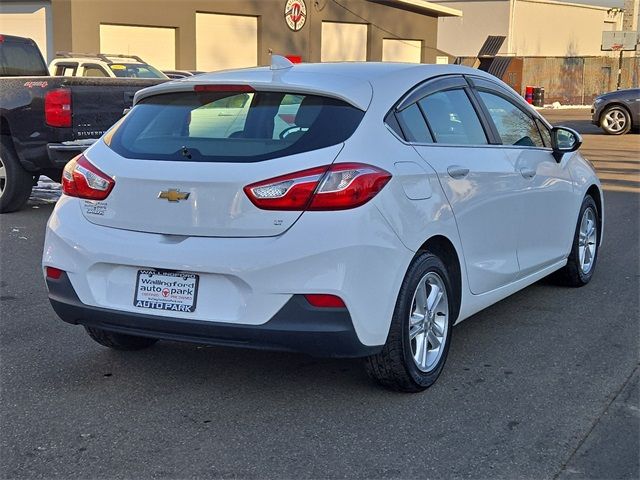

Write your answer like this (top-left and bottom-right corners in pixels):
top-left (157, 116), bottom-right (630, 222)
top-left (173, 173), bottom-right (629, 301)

top-left (447, 166), bottom-right (469, 179)
top-left (520, 167), bottom-right (536, 179)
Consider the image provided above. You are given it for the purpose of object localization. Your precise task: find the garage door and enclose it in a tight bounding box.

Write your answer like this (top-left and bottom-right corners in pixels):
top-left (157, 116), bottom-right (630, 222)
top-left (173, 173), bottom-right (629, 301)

top-left (99, 24), bottom-right (176, 70)
top-left (321, 22), bottom-right (367, 62)
top-left (196, 13), bottom-right (258, 72)
top-left (382, 39), bottom-right (422, 63)
top-left (0, 2), bottom-right (51, 61)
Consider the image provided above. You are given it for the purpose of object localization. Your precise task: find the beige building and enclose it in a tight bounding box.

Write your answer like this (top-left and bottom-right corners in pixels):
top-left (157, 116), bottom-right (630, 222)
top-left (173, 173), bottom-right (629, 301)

top-left (437, 0), bottom-right (624, 58)
top-left (0, 0), bottom-right (461, 69)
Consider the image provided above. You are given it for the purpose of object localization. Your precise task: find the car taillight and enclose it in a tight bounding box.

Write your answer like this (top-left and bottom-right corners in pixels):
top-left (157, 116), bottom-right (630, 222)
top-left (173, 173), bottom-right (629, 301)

top-left (61, 154), bottom-right (115, 200)
top-left (244, 163), bottom-right (391, 211)
top-left (45, 88), bottom-right (72, 127)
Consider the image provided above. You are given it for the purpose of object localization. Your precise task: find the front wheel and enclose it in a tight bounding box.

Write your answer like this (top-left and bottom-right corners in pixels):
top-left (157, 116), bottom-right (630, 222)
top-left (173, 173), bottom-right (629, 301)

top-left (365, 252), bottom-right (454, 392)
top-left (600, 106), bottom-right (631, 135)
top-left (557, 195), bottom-right (599, 287)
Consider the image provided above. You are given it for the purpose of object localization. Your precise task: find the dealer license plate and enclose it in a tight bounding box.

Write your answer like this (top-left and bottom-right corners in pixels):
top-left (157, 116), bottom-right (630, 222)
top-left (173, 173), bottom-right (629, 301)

top-left (133, 269), bottom-right (199, 313)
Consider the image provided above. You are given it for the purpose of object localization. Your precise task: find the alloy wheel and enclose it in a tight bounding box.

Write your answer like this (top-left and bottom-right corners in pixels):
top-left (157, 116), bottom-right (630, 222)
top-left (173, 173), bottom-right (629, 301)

top-left (0, 156), bottom-right (6, 199)
top-left (409, 272), bottom-right (449, 372)
top-left (578, 207), bottom-right (597, 274)
top-left (603, 109), bottom-right (627, 133)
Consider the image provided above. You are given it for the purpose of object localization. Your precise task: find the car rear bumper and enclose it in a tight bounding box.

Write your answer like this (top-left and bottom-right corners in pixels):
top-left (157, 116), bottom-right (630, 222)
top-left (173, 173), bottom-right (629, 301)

top-left (47, 272), bottom-right (379, 358)
top-left (47, 139), bottom-right (97, 167)
top-left (43, 196), bottom-right (413, 348)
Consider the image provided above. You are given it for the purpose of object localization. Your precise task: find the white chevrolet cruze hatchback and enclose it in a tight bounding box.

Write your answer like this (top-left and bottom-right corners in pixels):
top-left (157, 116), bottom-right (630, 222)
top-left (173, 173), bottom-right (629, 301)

top-left (43, 59), bottom-right (603, 392)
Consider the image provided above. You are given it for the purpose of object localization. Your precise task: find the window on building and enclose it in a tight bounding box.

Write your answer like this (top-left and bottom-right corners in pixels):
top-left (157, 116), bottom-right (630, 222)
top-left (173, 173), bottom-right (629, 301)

top-left (321, 22), bottom-right (367, 62)
top-left (382, 39), bottom-right (422, 63)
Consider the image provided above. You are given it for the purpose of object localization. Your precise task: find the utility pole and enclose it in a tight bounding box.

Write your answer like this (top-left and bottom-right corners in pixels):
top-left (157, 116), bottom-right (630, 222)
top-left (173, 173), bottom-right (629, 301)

top-left (622, 0), bottom-right (638, 32)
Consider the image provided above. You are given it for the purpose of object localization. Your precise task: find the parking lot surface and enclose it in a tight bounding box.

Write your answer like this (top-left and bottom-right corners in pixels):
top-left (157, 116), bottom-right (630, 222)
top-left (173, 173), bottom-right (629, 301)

top-left (1, 109), bottom-right (638, 479)
top-left (541, 108), bottom-right (640, 193)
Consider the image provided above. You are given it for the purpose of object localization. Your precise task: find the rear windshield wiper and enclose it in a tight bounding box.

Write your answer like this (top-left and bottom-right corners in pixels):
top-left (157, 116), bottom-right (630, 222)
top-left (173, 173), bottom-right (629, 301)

top-left (181, 146), bottom-right (192, 159)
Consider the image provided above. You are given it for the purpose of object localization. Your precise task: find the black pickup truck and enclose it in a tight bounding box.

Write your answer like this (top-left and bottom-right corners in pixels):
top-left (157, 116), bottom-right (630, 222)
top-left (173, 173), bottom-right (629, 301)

top-left (0, 34), bottom-right (166, 213)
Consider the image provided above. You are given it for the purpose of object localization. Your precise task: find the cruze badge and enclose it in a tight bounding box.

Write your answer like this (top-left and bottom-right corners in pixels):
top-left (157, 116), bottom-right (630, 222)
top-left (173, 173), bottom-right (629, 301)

top-left (158, 189), bottom-right (190, 202)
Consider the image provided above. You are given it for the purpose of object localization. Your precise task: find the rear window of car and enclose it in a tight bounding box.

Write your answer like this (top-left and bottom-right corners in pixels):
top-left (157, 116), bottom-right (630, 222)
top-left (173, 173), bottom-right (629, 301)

top-left (0, 39), bottom-right (48, 76)
top-left (105, 90), bottom-right (365, 163)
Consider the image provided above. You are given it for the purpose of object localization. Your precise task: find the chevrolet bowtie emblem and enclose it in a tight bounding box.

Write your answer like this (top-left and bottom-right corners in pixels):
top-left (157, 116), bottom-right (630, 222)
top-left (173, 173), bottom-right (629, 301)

top-left (158, 189), bottom-right (190, 202)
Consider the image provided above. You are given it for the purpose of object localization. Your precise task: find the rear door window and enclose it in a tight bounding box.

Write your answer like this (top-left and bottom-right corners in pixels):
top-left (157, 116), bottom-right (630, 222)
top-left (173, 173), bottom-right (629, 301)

top-left (419, 89), bottom-right (488, 145)
top-left (82, 65), bottom-right (109, 77)
top-left (54, 63), bottom-right (78, 76)
top-left (106, 90), bottom-right (364, 162)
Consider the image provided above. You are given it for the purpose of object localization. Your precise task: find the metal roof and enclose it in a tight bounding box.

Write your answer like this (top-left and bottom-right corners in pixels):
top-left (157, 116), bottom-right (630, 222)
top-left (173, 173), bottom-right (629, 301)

top-left (477, 36), bottom-right (506, 58)
top-left (367, 0), bottom-right (462, 17)
top-left (487, 57), bottom-right (513, 79)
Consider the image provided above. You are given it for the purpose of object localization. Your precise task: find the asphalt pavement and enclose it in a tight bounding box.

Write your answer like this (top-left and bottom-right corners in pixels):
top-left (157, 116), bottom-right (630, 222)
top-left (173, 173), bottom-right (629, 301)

top-left (1, 109), bottom-right (638, 479)
top-left (541, 108), bottom-right (640, 193)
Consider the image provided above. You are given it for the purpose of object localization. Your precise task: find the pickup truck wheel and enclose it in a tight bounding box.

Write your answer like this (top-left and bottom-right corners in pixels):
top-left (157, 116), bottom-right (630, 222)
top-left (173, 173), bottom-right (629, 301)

top-left (0, 136), bottom-right (35, 213)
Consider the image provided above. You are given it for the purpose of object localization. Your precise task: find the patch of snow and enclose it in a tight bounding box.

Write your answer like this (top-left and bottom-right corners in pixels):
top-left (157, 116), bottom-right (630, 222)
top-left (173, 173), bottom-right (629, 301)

top-left (534, 104), bottom-right (592, 110)
top-left (29, 175), bottom-right (61, 205)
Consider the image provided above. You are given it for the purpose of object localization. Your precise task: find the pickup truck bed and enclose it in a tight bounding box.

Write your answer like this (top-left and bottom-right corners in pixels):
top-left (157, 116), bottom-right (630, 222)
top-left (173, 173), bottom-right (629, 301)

top-left (1, 76), bottom-right (164, 171)
top-left (0, 33), bottom-right (167, 212)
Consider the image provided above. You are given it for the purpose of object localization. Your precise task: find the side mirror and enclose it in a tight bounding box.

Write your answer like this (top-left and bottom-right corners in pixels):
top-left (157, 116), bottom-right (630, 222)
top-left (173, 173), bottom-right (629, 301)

top-left (551, 126), bottom-right (582, 162)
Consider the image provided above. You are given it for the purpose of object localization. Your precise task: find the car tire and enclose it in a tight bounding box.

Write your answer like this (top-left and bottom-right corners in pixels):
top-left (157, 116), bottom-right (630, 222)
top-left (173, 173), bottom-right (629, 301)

top-left (365, 251), bottom-right (454, 392)
top-left (557, 195), bottom-right (599, 287)
top-left (600, 105), bottom-right (631, 135)
top-left (0, 135), bottom-right (35, 214)
top-left (84, 326), bottom-right (158, 350)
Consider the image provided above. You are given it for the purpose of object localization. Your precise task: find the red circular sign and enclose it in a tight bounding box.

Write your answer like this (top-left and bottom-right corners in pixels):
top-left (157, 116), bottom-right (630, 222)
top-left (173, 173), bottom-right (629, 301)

top-left (285, 0), bottom-right (307, 32)
top-left (162, 288), bottom-right (170, 298)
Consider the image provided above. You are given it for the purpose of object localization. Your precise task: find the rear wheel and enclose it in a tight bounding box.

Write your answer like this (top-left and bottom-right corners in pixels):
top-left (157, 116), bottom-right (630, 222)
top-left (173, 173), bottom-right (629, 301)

top-left (600, 106), bottom-right (631, 135)
top-left (84, 326), bottom-right (158, 350)
top-left (365, 252), bottom-right (454, 392)
top-left (557, 195), bottom-right (599, 287)
top-left (0, 135), bottom-right (35, 213)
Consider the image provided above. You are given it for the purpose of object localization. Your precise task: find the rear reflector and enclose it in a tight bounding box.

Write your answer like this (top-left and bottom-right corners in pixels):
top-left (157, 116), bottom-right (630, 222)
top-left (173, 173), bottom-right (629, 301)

top-left (244, 163), bottom-right (391, 211)
top-left (46, 267), bottom-right (64, 280)
top-left (62, 154), bottom-right (115, 200)
top-left (194, 84), bottom-right (255, 93)
top-left (304, 294), bottom-right (346, 308)
top-left (45, 88), bottom-right (72, 127)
